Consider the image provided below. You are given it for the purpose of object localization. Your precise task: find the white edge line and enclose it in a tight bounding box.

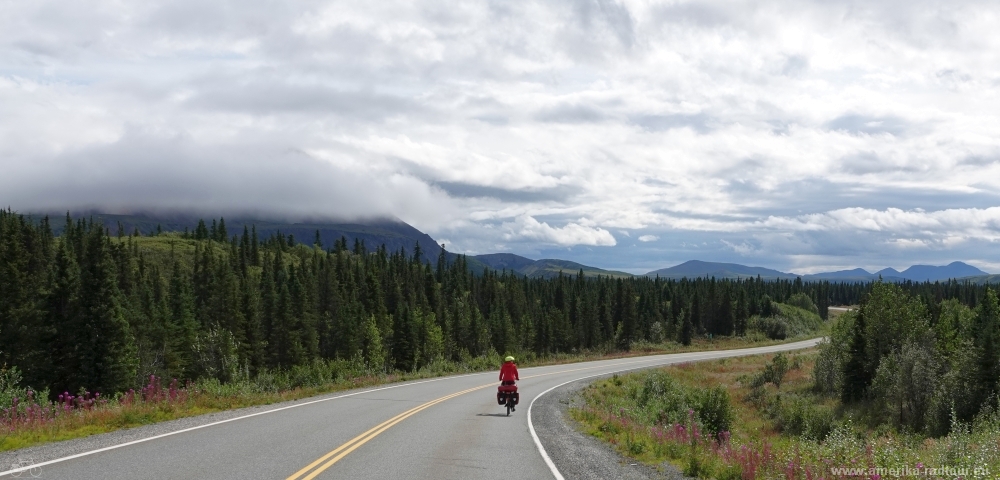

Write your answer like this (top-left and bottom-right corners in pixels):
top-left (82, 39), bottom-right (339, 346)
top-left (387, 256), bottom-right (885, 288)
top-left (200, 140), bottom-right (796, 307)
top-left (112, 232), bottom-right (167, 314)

top-left (1, 338), bottom-right (822, 477)
top-left (0, 371), bottom-right (490, 477)
top-left (527, 338), bottom-right (822, 480)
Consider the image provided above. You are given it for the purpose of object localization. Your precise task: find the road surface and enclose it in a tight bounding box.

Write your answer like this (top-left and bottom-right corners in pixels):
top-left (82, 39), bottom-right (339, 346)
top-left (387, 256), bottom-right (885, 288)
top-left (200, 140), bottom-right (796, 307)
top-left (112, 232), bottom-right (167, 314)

top-left (1, 338), bottom-right (820, 479)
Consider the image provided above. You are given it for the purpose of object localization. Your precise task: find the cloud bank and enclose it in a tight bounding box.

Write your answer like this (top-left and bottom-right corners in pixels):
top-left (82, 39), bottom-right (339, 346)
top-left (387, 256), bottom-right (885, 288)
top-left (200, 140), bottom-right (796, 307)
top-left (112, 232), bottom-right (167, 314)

top-left (2, 0), bottom-right (998, 272)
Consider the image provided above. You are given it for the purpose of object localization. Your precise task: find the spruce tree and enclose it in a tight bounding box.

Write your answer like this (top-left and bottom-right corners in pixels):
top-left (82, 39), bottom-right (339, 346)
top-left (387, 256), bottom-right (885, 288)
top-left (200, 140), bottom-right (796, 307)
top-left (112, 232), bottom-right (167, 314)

top-left (76, 226), bottom-right (138, 395)
top-left (217, 217), bottom-right (227, 242)
top-left (48, 244), bottom-right (81, 393)
top-left (973, 289), bottom-right (1000, 408)
top-left (679, 308), bottom-right (693, 346)
top-left (842, 311), bottom-right (869, 403)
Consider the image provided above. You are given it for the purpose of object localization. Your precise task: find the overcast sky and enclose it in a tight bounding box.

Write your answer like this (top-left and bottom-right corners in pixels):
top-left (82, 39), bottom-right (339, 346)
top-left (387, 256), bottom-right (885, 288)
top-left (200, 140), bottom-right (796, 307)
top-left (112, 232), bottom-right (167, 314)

top-left (3, 0), bottom-right (999, 274)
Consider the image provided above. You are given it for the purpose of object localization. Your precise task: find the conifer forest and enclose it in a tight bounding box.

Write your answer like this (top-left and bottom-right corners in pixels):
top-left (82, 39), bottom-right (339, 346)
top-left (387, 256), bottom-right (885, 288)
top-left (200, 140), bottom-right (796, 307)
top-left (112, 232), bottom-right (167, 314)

top-left (0, 211), bottom-right (995, 404)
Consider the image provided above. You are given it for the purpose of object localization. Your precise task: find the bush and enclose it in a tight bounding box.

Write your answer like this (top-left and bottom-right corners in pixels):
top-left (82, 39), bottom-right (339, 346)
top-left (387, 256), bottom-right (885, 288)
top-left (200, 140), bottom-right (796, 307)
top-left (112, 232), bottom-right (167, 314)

top-left (772, 394), bottom-right (835, 441)
top-left (785, 293), bottom-right (819, 316)
top-left (749, 316), bottom-right (788, 340)
top-left (635, 371), bottom-right (733, 439)
top-left (763, 353), bottom-right (790, 389)
top-left (695, 386), bottom-right (734, 438)
top-left (0, 366), bottom-right (29, 410)
top-left (773, 304), bottom-right (824, 337)
top-left (638, 372), bottom-right (691, 425)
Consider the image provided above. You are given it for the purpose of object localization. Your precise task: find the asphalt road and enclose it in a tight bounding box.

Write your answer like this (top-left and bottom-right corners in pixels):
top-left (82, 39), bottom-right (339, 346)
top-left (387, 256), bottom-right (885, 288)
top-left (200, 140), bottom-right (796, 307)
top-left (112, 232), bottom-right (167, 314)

top-left (1, 338), bottom-right (820, 480)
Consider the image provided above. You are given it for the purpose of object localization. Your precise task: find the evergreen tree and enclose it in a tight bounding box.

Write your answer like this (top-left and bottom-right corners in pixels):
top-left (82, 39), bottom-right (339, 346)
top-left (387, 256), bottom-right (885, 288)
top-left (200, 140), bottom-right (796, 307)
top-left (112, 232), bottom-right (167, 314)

top-left (75, 226), bottom-right (138, 395)
top-left (973, 289), bottom-right (1000, 408)
top-left (195, 220), bottom-right (209, 240)
top-left (679, 308), bottom-right (693, 346)
top-left (842, 309), bottom-right (869, 403)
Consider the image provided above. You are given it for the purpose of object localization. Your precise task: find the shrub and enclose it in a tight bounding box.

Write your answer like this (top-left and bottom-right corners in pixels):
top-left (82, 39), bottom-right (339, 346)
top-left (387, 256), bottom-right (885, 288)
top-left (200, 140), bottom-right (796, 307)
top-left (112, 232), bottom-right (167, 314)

top-left (749, 316), bottom-right (788, 340)
top-left (0, 366), bottom-right (29, 410)
top-left (773, 304), bottom-right (824, 337)
top-left (772, 394), bottom-right (835, 441)
top-left (785, 293), bottom-right (819, 316)
top-left (695, 386), bottom-right (734, 439)
top-left (763, 353), bottom-right (789, 389)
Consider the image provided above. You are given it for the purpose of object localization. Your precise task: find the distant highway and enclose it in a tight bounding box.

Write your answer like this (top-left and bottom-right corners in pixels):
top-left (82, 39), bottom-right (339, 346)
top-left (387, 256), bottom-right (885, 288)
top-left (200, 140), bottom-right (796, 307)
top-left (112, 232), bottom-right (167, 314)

top-left (1, 339), bottom-right (821, 479)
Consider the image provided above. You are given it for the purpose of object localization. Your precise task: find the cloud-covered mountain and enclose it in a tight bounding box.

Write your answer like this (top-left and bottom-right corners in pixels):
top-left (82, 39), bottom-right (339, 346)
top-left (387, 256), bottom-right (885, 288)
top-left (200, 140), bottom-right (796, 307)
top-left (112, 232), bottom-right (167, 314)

top-left (37, 211), bottom-right (473, 268)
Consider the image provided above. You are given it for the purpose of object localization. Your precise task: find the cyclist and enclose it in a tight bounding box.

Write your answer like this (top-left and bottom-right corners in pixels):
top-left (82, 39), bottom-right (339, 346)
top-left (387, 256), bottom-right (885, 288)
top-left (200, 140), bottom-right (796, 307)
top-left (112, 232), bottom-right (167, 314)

top-left (499, 356), bottom-right (519, 411)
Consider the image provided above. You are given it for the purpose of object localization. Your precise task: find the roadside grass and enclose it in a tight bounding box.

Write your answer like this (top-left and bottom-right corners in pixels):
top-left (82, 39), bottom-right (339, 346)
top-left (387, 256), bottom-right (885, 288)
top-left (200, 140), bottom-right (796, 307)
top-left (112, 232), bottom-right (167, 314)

top-left (570, 348), bottom-right (1000, 479)
top-left (0, 331), bottom-right (823, 454)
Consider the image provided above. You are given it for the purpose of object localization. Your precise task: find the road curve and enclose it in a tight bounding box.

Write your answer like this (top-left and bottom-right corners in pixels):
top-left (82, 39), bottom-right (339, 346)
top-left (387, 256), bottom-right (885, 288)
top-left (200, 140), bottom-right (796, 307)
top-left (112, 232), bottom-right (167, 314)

top-left (1, 339), bottom-right (820, 479)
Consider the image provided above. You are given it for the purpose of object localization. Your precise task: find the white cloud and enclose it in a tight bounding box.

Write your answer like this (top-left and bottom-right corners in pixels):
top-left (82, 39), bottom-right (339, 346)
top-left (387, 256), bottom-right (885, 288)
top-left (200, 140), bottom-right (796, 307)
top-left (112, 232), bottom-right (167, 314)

top-left (501, 215), bottom-right (616, 247)
top-left (638, 234), bottom-right (658, 242)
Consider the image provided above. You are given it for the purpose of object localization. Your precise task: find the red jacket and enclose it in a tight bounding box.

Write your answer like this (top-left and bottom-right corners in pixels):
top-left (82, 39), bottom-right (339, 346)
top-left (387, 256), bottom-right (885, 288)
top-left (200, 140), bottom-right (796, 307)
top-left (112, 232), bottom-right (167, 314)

top-left (499, 362), bottom-right (519, 382)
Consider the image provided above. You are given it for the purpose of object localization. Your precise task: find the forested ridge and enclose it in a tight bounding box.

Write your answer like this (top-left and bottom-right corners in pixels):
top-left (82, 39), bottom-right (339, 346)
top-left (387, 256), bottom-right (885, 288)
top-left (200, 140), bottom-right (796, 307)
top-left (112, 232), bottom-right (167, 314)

top-left (1, 210), bottom-right (995, 400)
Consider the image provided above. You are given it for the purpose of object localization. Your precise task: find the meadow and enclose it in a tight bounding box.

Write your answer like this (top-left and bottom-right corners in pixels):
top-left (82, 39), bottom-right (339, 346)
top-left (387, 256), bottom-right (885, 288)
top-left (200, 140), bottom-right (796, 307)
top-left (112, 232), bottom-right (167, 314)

top-left (571, 349), bottom-right (1000, 479)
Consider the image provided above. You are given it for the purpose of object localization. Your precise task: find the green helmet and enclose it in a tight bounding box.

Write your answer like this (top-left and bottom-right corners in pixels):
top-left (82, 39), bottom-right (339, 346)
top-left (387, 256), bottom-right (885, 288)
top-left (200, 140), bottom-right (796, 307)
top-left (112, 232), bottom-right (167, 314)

top-left (505, 356), bottom-right (515, 362)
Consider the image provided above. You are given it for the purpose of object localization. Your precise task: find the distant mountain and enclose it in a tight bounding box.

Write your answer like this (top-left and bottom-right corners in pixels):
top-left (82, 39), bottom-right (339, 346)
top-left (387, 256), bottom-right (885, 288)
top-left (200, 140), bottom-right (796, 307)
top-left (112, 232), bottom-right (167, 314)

top-left (646, 260), bottom-right (992, 283)
top-left (645, 260), bottom-right (797, 280)
top-left (875, 267), bottom-right (902, 278)
top-left (801, 268), bottom-right (896, 283)
top-left (805, 262), bottom-right (988, 283)
top-left (474, 253), bottom-right (632, 279)
top-left (897, 262), bottom-right (988, 282)
top-left (805, 268), bottom-right (871, 279)
top-left (804, 261), bottom-right (988, 282)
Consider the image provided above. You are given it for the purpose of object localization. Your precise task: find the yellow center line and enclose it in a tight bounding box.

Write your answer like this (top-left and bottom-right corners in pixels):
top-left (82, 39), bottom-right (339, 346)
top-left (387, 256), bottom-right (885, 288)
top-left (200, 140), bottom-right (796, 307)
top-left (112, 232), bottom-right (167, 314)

top-left (286, 356), bottom-right (667, 480)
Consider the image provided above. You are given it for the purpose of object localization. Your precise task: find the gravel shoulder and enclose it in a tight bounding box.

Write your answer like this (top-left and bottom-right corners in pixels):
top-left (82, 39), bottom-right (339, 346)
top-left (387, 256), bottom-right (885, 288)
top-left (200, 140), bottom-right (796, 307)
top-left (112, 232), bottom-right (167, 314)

top-left (531, 377), bottom-right (688, 480)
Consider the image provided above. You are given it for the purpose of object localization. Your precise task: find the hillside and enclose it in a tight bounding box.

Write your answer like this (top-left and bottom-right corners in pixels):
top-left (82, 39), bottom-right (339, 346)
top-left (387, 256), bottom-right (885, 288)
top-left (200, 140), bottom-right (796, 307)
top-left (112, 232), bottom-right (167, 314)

top-left (28, 211), bottom-right (491, 273)
top-left (645, 260), bottom-right (797, 280)
top-left (473, 253), bottom-right (633, 279)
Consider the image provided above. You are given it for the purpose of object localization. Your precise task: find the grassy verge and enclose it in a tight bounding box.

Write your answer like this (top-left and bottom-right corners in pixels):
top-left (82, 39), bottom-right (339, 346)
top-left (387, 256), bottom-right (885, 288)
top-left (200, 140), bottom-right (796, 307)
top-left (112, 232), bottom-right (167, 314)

top-left (0, 332), bottom-right (822, 453)
top-left (570, 348), bottom-right (1000, 479)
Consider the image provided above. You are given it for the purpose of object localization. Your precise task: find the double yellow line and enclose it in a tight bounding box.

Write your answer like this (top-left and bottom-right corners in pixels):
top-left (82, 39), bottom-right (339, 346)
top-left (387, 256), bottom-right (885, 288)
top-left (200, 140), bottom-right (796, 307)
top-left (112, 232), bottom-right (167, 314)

top-left (286, 357), bottom-right (659, 480)
top-left (286, 382), bottom-right (494, 480)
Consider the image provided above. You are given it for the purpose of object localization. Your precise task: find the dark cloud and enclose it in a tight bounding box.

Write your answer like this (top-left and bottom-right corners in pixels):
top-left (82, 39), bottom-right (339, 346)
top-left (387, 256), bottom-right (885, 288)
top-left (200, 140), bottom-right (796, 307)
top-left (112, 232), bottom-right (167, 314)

top-left (1, 128), bottom-right (448, 223)
top-left (434, 181), bottom-right (577, 203)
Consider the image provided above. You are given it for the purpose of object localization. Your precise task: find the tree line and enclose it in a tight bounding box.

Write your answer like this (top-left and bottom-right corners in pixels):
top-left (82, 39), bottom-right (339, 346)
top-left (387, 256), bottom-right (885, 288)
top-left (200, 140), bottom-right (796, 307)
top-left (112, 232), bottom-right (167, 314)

top-left (0, 210), bottom-right (993, 400)
top-left (815, 281), bottom-right (1000, 436)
